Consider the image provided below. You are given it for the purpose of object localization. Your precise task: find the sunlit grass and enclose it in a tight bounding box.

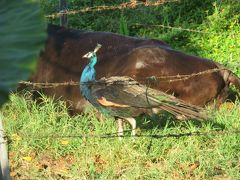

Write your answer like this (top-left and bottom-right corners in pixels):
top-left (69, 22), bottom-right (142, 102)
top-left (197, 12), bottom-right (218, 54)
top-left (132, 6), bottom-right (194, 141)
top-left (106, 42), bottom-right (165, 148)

top-left (2, 93), bottom-right (240, 179)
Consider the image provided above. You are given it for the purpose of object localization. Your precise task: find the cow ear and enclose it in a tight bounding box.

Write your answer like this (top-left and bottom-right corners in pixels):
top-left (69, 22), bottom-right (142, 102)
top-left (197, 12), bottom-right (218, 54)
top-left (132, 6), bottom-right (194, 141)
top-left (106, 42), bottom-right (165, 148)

top-left (0, 0), bottom-right (46, 106)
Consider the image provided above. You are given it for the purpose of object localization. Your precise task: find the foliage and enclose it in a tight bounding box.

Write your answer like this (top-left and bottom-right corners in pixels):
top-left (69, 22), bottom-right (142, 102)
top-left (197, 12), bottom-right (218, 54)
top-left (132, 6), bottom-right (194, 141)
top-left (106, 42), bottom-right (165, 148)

top-left (119, 12), bottom-right (129, 36)
top-left (2, 93), bottom-right (240, 178)
top-left (188, 1), bottom-right (240, 74)
top-left (0, 0), bottom-right (46, 106)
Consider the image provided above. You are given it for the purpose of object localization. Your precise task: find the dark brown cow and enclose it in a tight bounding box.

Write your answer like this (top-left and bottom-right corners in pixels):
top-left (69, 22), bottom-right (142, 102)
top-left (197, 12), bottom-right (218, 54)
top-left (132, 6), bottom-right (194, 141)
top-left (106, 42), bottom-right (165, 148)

top-left (30, 24), bottom-right (240, 114)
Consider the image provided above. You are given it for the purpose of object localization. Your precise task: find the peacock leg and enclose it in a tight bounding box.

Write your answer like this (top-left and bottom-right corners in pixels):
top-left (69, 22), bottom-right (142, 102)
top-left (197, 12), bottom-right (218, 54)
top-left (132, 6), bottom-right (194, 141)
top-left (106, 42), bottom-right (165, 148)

top-left (125, 117), bottom-right (136, 137)
top-left (117, 118), bottom-right (124, 140)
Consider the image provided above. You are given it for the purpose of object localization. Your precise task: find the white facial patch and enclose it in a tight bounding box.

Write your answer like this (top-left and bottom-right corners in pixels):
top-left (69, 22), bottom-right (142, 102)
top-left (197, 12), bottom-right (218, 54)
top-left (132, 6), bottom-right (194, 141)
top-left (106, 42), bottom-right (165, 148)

top-left (135, 61), bottom-right (146, 69)
top-left (83, 51), bottom-right (94, 59)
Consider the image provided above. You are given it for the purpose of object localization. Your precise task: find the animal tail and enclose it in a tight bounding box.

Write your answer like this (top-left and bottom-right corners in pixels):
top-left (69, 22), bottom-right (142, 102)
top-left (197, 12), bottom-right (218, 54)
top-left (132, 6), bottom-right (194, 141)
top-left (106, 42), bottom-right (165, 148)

top-left (147, 92), bottom-right (208, 120)
top-left (215, 62), bottom-right (240, 91)
top-left (161, 101), bottom-right (208, 120)
top-left (228, 72), bottom-right (240, 90)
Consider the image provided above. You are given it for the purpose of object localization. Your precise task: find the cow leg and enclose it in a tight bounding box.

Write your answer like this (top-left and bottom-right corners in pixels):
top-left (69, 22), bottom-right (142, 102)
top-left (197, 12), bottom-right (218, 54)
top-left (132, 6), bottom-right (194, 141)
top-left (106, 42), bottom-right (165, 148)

top-left (76, 98), bottom-right (90, 113)
top-left (117, 118), bottom-right (124, 140)
top-left (75, 99), bottom-right (105, 121)
top-left (95, 111), bottom-right (105, 122)
top-left (215, 85), bottom-right (230, 108)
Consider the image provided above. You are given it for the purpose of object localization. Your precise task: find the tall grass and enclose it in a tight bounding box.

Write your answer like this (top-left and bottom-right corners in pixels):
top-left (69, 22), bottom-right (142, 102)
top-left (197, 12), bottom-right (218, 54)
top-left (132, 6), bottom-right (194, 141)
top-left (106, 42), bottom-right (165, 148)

top-left (2, 93), bottom-right (240, 179)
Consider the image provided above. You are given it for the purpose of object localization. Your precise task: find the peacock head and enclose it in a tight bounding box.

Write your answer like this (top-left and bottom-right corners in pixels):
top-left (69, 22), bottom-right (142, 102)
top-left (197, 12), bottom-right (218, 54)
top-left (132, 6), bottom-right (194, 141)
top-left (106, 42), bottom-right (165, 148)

top-left (82, 43), bottom-right (102, 67)
top-left (82, 44), bottom-right (102, 58)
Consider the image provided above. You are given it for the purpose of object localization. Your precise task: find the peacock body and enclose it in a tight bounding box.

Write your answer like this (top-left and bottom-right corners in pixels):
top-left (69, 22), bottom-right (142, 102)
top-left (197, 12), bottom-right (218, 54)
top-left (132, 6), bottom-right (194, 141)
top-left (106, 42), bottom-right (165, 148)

top-left (80, 44), bottom-right (207, 138)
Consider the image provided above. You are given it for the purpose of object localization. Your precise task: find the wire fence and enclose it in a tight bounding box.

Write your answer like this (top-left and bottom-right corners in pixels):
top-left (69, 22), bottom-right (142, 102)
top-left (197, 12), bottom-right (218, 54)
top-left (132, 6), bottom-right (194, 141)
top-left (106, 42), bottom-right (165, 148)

top-left (1, 128), bottom-right (240, 145)
top-left (44, 0), bottom-right (240, 42)
top-left (45, 0), bottom-right (179, 18)
top-left (131, 23), bottom-right (240, 36)
top-left (19, 68), bottom-right (226, 88)
top-left (131, 23), bottom-right (220, 35)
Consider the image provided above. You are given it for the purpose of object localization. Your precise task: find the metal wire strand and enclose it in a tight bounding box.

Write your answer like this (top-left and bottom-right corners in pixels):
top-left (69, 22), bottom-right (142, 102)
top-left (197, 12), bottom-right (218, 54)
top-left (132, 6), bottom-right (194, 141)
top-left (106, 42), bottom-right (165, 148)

top-left (18, 68), bottom-right (226, 88)
top-left (45, 0), bottom-right (179, 18)
top-left (3, 129), bottom-right (240, 143)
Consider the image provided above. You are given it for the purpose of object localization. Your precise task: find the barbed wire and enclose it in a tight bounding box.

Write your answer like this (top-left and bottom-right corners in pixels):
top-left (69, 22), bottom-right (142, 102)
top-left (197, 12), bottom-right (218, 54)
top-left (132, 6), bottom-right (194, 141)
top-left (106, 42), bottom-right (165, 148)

top-left (132, 23), bottom-right (218, 35)
top-left (44, 0), bottom-right (240, 37)
top-left (1, 128), bottom-right (240, 145)
top-left (132, 23), bottom-right (240, 36)
top-left (45, 0), bottom-right (179, 19)
top-left (19, 68), bottom-right (226, 88)
top-left (45, 0), bottom-right (240, 36)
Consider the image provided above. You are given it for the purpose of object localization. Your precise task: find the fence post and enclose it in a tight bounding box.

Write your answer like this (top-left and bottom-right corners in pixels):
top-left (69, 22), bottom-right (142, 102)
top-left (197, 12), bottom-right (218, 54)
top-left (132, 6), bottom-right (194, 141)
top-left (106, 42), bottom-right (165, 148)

top-left (0, 162), bottom-right (3, 180)
top-left (59, 0), bottom-right (68, 27)
top-left (0, 113), bottom-right (11, 180)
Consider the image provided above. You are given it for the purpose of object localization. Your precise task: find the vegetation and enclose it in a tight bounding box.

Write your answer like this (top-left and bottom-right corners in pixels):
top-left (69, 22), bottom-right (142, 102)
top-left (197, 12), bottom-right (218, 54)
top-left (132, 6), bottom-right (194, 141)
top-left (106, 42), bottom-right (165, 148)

top-left (2, 0), bottom-right (240, 179)
top-left (40, 0), bottom-right (240, 75)
top-left (2, 93), bottom-right (240, 179)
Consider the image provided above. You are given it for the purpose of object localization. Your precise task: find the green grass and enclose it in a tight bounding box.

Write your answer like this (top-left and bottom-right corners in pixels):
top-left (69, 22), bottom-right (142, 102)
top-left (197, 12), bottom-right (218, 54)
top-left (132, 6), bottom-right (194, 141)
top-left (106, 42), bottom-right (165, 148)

top-left (1, 93), bottom-right (240, 179)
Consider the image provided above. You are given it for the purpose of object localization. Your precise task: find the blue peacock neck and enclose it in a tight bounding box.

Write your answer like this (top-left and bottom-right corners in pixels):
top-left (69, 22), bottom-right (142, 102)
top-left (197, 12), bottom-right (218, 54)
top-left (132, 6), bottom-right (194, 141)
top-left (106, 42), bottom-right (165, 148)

top-left (80, 53), bottom-right (98, 104)
top-left (80, 53), bottom-right (97, 83)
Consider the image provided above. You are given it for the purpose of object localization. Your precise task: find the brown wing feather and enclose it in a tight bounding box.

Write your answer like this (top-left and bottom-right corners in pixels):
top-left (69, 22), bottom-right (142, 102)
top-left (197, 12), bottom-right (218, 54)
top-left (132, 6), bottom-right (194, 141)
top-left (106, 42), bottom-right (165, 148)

top-left (91, 76), bottom-right (207, 120)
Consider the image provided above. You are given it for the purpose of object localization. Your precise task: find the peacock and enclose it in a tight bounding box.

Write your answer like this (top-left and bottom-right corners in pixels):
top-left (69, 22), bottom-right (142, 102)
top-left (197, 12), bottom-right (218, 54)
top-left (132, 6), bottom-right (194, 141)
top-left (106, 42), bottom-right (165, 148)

top-left (80, 44), bottom-right (207, 138)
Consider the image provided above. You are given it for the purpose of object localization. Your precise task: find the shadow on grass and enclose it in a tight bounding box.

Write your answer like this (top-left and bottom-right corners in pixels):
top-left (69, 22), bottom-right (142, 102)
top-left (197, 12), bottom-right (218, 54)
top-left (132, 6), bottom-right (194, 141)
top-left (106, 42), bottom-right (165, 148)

top-left (136, 112), bottom-right (226, 132)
